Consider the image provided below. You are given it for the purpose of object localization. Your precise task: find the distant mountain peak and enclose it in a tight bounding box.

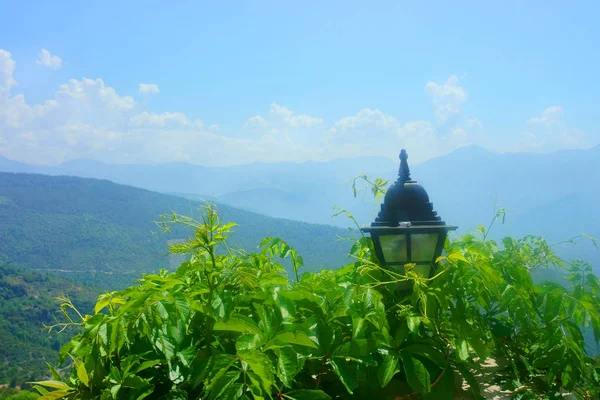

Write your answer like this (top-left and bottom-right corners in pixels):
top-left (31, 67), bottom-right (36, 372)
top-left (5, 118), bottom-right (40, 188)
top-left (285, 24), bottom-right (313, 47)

top-left (448, 145), bottom-right (496, 156)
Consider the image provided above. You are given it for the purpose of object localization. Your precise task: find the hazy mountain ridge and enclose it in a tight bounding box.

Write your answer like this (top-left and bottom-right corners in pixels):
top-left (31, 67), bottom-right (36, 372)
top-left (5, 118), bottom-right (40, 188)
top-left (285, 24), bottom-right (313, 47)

top-left (1, 146), bottom-right (598, 267)
top-left (0, 154), bottom-right (396, 226)
top-left (412, 145), bottom-right (600, 269)
top-left (0, 172), bottom-right (352, 289)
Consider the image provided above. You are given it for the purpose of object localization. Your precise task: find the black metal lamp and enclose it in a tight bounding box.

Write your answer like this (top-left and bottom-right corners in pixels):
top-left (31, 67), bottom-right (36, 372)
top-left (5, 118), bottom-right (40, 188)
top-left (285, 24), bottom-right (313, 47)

top-left (361, 149), bottom-right (457, 278)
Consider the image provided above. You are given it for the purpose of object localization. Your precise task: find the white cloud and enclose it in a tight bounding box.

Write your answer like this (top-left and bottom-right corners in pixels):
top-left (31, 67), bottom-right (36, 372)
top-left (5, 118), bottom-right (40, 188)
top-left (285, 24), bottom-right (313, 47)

top-left (450, 126), bottom-right (467, 137)
top-left (466, 118), bottom-right (483, 129)
top-left (519, 107), bottom-right (588, 152)
top-left (560, 129), bottom-right (585, 146)
top-left (268, 103), bottom-right (324, 129)
top-left (331, 108), bottom-right (400, 136)
top-left (242, 104), bottom-right (324, 147)
top-left (36, 49), bottom-right (63, 70)
top-left (425, 75), bottom-right (468, 124)
top-left (0, 52), bottom-right (317, 166)
top-left (528, 106), bottom-right (563, 126)
top-left (138, 83), bottom-right (159, 95)
top-left (3, 48), bottom-right (546, 166)
top-left (244, 115), bottom-right (267, 129)
top-left (130, 112), bottom-right (201, 129)
top-left (520, 132), bottom-right (545, 149)
top-left (0, 59), bottom-right (140, 164)
top-left (0, 48), bottom-right (478, 167)
top-left (327, 108), bottom-right (472, 163)
top-left (0, 49), bottom-right (17, 94)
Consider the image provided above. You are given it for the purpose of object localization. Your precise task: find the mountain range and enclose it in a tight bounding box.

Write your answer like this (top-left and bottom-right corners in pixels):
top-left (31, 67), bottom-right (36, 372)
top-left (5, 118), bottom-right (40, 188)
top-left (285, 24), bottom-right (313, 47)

top-left (0, 173), bottom-right (353, 289)
top-left (0, 154), bottom-right (395, 227)
top-left (1, 145), bottom-right (598, 267)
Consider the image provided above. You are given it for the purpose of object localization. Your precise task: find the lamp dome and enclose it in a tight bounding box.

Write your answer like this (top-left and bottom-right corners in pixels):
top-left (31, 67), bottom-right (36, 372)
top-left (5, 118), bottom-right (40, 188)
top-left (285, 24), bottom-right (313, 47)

top-left (372, 149), bottom-right (443, 227)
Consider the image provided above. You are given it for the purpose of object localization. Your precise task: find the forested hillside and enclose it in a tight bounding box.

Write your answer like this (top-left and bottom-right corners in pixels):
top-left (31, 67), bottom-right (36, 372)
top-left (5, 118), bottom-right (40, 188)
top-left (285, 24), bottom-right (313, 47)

top-left (0, 172), bottom-right (353, 386)
top-left (0, 172), bottom-right (351, 288)
top-left (2, 147), bottom-right (599, 271)
top-left (0, 262), bottom-right (96, 387)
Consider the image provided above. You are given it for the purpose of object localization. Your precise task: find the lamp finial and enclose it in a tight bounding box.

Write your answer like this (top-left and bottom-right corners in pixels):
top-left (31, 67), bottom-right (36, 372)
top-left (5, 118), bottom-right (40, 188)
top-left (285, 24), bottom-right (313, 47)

top-left (398, 149), bottom-right (410, 181)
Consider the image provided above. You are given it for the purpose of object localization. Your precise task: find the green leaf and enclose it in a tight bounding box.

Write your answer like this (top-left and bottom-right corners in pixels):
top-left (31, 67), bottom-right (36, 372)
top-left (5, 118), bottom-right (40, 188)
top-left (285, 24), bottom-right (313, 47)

top-left (277, 346), bottom-right (302, 388)
top-left (73, 357), bottom-right (90, 387)
top-left (207, 371), bottom-right (241, 400)
top-left (236, 333), bottom-right (263, 351)
top-left (239, 350), bottom-right (274, 392)
top-left (32, 385), bottom-right (48, 395)
top-left (456, 339), bottom-right (469, 361)
top-left (38, 391), bottom-right (71, 400)
top-left (400, 354), bottom-right (430, 393)
top-left (45, 362), bottom-right (62, 381)
top-left (467, 339), bottom-right (488, 359)
top-left (122, 375), bottom-right (149, 389)
top-left (30, 380), bottom-right (73, 390)
top-left (329, 358), bottom-right (358, 394)
top-left (110, 384), bottom-right (122, 399)
top-left (407, 316), bottom-right (421, 332)
top-left (206, 354), bottom-right (238, 384)
top-left (136, 360), bottom-right (161, 373)
top-left (377, 353), bottom-right (400, 387)
top-left (275, 292), bottom-right (296, 320)
top-left (220, 383), bottom-right (245, 400)
top-left (393, 325), bottom-right (410, 347)
top-left (533, 345), bottom-right (565, 368)
top-left (447, 252), bottom-right (468, 263)
top-left (213, 314), bottom-right (261, 334)
top-left (136, 388), bottom-right (155, 400)
top-left (154, 331), bottom-right (176, 361)
top-left (212, 294), bottom-right (226, 319)
top-left (266, 331), bottom-right (318, 349)
top-left (283, 389), bottom-right (331, 400)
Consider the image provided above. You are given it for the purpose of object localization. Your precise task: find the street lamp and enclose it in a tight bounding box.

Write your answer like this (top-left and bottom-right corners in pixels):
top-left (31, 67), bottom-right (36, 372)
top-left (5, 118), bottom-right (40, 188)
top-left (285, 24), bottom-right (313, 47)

top-left (361, 149), bottom-right (457, 278)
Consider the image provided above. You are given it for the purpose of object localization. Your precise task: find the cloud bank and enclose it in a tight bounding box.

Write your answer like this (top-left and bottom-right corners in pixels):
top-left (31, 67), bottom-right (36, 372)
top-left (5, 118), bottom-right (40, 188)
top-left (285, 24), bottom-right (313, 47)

top-left (1, 48), bottom-right (585, 167)
top-left (138, 83), bottom-right (159, 95)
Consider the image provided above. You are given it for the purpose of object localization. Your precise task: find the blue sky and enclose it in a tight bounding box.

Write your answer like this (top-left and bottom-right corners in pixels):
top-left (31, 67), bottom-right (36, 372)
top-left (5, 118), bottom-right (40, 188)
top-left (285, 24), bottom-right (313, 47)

top-left (0, 0), bottom-right (598, 166)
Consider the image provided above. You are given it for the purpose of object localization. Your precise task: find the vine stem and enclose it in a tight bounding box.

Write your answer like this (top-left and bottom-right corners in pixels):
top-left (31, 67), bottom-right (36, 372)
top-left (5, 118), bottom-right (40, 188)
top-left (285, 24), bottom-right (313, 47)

top-left (315, 356), bottom-right (329, 389)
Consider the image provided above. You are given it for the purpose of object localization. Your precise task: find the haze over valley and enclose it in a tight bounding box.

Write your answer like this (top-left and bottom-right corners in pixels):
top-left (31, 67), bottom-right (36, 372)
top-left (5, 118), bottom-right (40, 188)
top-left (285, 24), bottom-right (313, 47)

top-left (2, 144), bottom-right (598, 268)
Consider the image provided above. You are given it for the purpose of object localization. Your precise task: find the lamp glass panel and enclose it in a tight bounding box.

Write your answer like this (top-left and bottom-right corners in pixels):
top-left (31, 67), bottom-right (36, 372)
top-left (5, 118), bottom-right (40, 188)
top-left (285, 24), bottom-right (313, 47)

top-left (410, 233), bottom-right (440, 262)
top-left (379, 234), bottom-right (408, 263)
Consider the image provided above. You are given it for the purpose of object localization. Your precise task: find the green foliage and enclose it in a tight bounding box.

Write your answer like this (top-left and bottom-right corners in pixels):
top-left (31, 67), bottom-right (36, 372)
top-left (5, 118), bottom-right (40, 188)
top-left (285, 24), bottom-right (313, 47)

top-left (0, 262), bottom-right (96, 387)
top-left (37, 202), bottom-right (600, 399)
top-left (0, 388), bottom-right (39, 400)
top-left (350, 174), bottom-right (388, 202)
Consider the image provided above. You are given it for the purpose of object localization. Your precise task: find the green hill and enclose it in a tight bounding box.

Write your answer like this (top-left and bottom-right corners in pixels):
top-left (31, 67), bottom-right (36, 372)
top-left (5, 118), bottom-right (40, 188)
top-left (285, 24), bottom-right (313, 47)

top-left (0, 172), bottom-right (352, 289)
top-left (0, 262), bottom-right (97, 387)
top-left (0, 172), bottom-right (354, 386)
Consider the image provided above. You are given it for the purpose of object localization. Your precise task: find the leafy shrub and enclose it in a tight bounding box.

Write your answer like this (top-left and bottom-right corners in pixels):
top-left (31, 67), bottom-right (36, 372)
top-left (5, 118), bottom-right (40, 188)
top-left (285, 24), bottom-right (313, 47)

top-left (0, 388), bottom-right (39, 400)
top-left (34, 204), bottom-right (600, 399)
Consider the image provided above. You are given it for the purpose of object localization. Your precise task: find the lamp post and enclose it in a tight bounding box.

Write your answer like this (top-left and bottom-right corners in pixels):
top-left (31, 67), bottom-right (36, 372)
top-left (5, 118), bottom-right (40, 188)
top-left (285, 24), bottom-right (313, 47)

top-left (361, 149), bottom-right (457, 278)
